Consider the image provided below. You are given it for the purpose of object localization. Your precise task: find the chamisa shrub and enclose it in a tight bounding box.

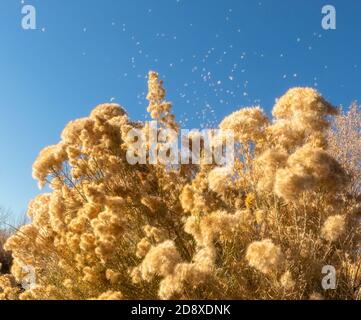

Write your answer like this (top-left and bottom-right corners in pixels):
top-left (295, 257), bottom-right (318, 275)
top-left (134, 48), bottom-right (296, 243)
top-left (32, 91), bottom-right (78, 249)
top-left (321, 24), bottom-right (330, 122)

top-left (0, 72), bottom-right (360, 300)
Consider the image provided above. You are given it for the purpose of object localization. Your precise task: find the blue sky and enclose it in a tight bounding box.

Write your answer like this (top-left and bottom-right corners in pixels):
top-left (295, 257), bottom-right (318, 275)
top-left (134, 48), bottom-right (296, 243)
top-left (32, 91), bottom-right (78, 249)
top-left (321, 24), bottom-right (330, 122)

top-left (0, 0), bottom-right (360, 218)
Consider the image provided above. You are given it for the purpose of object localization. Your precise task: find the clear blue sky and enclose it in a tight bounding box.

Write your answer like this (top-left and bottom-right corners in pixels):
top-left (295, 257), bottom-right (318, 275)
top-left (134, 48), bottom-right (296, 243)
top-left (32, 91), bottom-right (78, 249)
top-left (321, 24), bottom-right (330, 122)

top-left (0, 0), bottom-right (360, 218)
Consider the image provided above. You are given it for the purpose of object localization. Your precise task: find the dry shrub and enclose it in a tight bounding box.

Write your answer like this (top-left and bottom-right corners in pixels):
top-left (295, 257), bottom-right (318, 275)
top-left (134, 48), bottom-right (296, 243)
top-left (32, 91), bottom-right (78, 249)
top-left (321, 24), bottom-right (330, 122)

top-left (0, 230), bottom-right (12, 274)
top-left (328, 103), bottom-right (361, 194)
top-left (0, 72), bottom-right (360, 300)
